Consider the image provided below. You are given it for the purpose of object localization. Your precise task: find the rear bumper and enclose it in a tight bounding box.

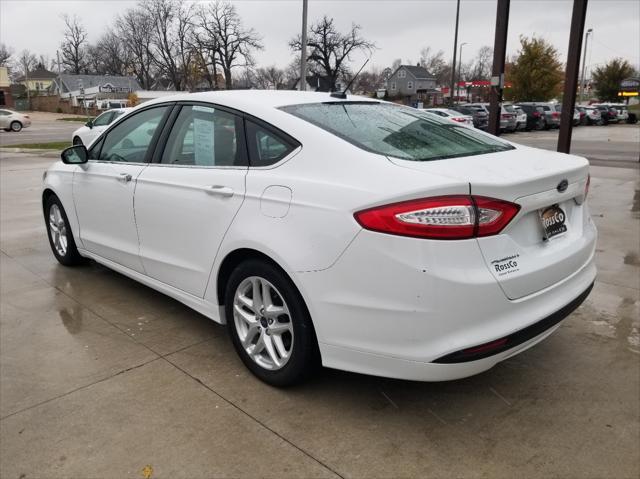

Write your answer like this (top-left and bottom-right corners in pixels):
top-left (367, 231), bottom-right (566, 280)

top-left (298, 229), bottom-right (597, 381)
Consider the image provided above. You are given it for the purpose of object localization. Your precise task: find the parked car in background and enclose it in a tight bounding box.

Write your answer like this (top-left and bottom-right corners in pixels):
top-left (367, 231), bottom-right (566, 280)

top-left (579, 106), bottom-right (602, 125)
top-left (515, 104), bottom-right (546, 130)
top-left (502, 104), bottom-right (518, 132)
top-left (43, 90), bottom-right (597, 386)
top-left (514, 106), bottom-right (528, 131)
top-left (467, 103), bottom-right (516, 132)
top-left (452, 105), bottom-right (488, 130)
top-left (518, 102), bottom-right (560, 129)
top-left (72, 108), bottom-right (132, 146)
top-left (573, 108), bottom-right (581, 126)
top-left (422, 108), bottom-right (474, 127)
top-left (0, 109), bottom-right (31, 132)
top-left (593, 104), bottom-right (616, 124)
top-left (594, 103), bottom-right (629, 123)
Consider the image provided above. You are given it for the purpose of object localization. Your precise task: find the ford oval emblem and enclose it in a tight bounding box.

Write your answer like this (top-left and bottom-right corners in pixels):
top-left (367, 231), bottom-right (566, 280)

top-left (557, 179), bottom-right (569, 193)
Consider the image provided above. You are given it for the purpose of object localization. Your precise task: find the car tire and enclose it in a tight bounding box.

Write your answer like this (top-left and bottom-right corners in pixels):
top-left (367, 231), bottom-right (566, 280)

top-left (44, 195), bottom-right (84, 266)
top-left (225, 259), bottom-right (320, 387)
top-left (10, 121), bottom-right (22, 132)
top-left (73, 136), bottom-right (83, 146)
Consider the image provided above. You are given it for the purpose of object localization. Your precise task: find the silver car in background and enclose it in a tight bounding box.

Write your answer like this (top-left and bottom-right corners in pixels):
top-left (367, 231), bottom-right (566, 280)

top-left (0, 109), bottom-right (31, 132)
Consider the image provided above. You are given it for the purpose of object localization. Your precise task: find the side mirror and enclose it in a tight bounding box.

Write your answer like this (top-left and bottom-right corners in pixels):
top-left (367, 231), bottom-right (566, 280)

top-left (61, 145), bottom-right (88, 164)
top-left (85, 120), bottom-right (93, 128)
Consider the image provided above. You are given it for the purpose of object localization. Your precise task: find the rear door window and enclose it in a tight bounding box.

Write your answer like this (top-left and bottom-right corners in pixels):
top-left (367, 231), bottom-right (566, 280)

top-left (245, 120), bottom-right (299, 167)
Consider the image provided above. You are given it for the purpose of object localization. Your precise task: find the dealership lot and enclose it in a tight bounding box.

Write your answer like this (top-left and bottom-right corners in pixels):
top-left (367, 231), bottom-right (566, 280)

top-left (0, 144), bottom-right (638, 477)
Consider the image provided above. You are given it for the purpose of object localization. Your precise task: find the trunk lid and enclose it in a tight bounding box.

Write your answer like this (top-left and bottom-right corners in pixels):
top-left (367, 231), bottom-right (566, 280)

top-left (388, 146), bottom-right (596, 299)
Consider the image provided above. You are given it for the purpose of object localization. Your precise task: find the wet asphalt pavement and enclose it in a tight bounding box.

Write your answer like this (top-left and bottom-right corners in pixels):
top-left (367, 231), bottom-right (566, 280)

top-left (0, 150), bottom-right (638, 478)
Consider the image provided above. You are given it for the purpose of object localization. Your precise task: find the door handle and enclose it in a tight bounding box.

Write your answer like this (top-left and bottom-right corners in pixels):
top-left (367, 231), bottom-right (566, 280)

top-left (206, 185), bottom-right (234, 198)
top-left (117, 173), bottom-right (132, 183)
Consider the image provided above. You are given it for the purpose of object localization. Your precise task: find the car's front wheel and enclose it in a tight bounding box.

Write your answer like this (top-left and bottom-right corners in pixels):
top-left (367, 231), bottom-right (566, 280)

top-left (225, 259), bottom-right (319, 386)
top-left (10, 121), bottom-right (22, 132)
top-left (44, 195), bottom-right (84, 266)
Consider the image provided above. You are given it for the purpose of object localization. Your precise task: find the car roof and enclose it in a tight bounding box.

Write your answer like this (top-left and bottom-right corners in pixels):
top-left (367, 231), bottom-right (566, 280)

top-left (143, 90), bottom-right (377, 113)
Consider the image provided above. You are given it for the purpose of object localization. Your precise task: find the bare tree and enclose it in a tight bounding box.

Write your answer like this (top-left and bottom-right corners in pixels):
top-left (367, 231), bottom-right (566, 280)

top-left (17, 50), bottom-right (37, 78)
top-left (60, 14), bottom-right (88, 73)
top-left (290, 15), bottom-right (375, 91)
top-left (143, 0), bottom-right (195, 91)
top-left (0, 43), bottom-right (13, 66)
top-left (86, 29), bottom-right (131, 76)
top-left (468, 46), bottom-right (493, 80)
top-left (419, 47), bottom-right (450, 85)
top-left (198, 0), bottom-right (262, 89)
top-left (254, 65), bottom-right (286, 90)
top-left (116, 7), bottom-right (155, 89)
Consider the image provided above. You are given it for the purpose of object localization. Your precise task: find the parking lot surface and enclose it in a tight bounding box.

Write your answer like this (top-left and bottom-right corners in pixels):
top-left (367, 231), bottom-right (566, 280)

top-left (0, 151), bottom-right (639, 478)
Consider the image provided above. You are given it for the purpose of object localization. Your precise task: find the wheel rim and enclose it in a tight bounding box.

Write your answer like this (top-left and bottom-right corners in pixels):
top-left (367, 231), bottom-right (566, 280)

top-left (233, 276), bottom-right (294, 371)
top-left (11, 122), bottom-right (21, 131)
top-left (48, 204), bottom-right (68, 257)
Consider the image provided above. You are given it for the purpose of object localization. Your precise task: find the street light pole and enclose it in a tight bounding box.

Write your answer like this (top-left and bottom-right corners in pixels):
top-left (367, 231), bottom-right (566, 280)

top-left (299, 0), bottom-right (308, 91)
top-left (579, 28), bottom-right (593, 103)
top-left (449, 0), bottom-right (461, 106)
top-left (457, 42), bottom-right (468, 105)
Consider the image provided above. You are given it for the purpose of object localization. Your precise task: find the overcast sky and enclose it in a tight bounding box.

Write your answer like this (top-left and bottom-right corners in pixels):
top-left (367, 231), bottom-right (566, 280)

top-left (1, 0), bottom-right (639, 76)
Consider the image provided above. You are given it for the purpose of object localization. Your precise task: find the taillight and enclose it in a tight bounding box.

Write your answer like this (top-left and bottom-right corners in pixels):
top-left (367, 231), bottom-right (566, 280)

top-left (501, 114), bottom-right (508, 119)
top-left (533, 111), bottom-right (540, 117)
top-left (552, 112), bottom-right (560, 118)
top-left (354, 195), bottom-right (520, 240)
top-left (452, 117), bottom-right (466, 122)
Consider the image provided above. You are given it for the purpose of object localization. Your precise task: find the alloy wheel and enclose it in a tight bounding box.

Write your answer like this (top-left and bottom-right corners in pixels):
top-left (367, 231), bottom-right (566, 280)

top-left (48, 204), bottom-right (68, 257)
top-left (233, 276), bottom-right (294, 371)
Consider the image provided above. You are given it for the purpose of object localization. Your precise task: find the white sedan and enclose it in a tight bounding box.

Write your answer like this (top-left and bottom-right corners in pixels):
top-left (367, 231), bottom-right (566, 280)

top-left (422, 107), bottom-right (474, 127)
top-left (43, 91), bottom-right (597, 386)
top-left (0, 109), bottom-right (31, 132)
top-left (71, 108), bottom-right (131, 146)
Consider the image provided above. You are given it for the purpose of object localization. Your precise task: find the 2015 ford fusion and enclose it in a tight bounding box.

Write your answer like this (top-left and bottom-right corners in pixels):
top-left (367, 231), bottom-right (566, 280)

top-left (43, 91), bottom-right (596, 386)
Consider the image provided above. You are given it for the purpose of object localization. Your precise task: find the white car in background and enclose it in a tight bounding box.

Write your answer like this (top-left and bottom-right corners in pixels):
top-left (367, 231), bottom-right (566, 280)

top-left (0, 109), bottom-right (31, 132)
top-left (43, 91), bottom-right (596, 386)
top-left (71, 108), bottom-right (131, 146)
top-left (422, 107), bottom-right (474, 127)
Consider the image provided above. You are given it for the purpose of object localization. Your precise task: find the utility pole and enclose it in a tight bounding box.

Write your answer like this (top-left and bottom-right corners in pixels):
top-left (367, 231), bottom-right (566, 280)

top-left (558, 0), bottom-right (589, 154)
top-left (449, 0), bottom-right (461, 106)
top-left (579, 28), bottom-right (593, 103)
top-left (488, 0), bottom-right (510, 136)
top-left (457, 42), bottom-right (468, 105)
top-left (299, 0), bottom-right (308, 91)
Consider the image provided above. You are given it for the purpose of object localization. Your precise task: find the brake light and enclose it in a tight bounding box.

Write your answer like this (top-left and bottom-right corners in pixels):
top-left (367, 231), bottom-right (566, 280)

top-left (552, 112), bottom-right (560, 118)
top-left (501, 114), bottom-right (508, 119)
top-left (354, 195), bottom-right (520, 240)
top-left (452, 117), bottom-right (466, 122)
top-left (533, 111), bottom-right (540, 117)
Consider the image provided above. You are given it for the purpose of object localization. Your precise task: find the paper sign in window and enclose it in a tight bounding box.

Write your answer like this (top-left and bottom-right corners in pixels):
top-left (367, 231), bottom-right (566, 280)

top-left (193, 118), bottom-right (214, 166)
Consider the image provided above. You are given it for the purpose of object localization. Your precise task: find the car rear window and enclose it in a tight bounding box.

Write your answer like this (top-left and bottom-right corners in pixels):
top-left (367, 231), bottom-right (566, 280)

top-left (280, 102), bottom-right (514, 162)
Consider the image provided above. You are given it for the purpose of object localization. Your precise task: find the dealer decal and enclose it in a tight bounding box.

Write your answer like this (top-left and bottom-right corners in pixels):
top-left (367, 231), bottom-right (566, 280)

top-left (491, 253), bottom-right (520, 277)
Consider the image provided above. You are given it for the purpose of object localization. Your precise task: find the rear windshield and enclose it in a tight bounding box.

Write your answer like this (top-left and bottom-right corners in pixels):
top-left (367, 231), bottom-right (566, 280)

top-left (280, 102), bottom-right (514, 162)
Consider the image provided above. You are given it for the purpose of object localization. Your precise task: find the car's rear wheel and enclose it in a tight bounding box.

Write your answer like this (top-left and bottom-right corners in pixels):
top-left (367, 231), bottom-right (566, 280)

top-left (73, 136), bottom-right (83, 146)
top-left (225, 259), bottom-right (319, 386)
top-left (10, 121), bottom-right (22, 132)
top-left (44, 195), bottom-right (84, 266)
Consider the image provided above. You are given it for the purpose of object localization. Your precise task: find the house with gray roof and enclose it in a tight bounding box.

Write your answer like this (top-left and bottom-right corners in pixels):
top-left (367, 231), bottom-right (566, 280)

top-left (50, 73), bottom-right (141, 107)
top-left (385, 64), bottom-right (441, 106)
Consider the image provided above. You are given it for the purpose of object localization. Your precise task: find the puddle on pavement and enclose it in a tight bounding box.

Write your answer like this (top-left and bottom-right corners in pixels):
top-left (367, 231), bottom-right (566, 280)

top-left (579, 293), bottom-right (640, 353)
top-left (623, 252), bottom-right (640, 266)
top-left (58, 305), bottom-right (85, 334)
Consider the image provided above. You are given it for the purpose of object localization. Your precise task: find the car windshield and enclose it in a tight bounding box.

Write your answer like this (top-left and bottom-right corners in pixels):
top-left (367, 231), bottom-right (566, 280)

top-left (280, 102), bottom-right (514, 162)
